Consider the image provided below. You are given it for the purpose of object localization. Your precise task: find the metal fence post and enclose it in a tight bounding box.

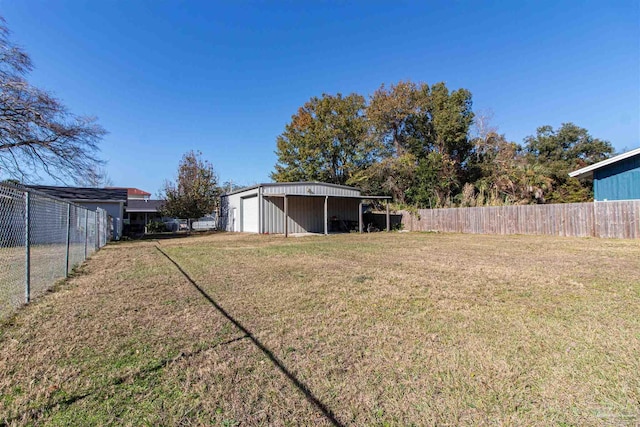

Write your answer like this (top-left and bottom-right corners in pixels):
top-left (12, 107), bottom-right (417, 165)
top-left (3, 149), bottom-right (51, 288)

top-left (84, 210), bottom-right (88, 259)
top-left (24, 191), bottom-right (31, 304)
top-left (93, 209), bottom-right (100, 250)
top-left (65, 203), bottom-right (71, 277)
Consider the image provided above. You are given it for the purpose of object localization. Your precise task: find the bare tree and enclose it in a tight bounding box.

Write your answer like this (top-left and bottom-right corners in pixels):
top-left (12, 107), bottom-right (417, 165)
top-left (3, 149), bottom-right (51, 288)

top-left (0, 17), bottom-right (106, 183)
top-left (471, 109), bottom-right (499, 160)
top-left (78, 165), bottom-right (113, 187)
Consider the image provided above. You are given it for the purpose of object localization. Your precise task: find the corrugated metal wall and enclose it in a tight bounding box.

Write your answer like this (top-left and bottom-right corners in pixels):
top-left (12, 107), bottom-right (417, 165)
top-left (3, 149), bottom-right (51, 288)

top-left (262, 196), bottom-right (360, 234)
top-left (288, 197), bottom-right (325, 233)
top-left (223, 183), bottom-right (363, 234)
top-left (329, 198), bottom-right (360, 222)
top-left (262, 183), bottom-right (360, 197)
top-left (262, 196), bottom-right (285, 233)
top-left (594, 154), bottom-right (640, 201)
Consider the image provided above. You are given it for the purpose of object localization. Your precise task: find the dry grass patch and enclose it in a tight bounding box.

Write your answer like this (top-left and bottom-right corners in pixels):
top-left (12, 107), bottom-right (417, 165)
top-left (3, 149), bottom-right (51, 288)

top-left (1, 232), bottom-right (639, 426)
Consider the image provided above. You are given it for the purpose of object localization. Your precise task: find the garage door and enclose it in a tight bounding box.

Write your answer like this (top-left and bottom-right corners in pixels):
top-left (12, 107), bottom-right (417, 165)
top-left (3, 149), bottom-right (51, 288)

top-left (242, 196), bottom-right (259, 233)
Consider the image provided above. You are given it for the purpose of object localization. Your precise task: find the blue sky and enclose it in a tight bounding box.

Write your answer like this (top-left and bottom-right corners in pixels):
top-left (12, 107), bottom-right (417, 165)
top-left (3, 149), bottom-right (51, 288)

top-left (2, 0), bottom-right (638, 195)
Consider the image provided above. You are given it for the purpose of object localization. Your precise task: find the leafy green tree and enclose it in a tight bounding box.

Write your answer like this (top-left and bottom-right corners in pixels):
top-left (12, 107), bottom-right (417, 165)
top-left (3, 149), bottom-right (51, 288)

top-left (349, 154), bottom-right (417, 203)
top-left (409, 83), bottom-right (474, 206)
top-left (367, 81), bottom-right (420, 157)
top-left (161, 150), bottom-right (220, 219)
top-left (470, 132), bottom-right (552, 205)
top-left (524, 123), bottom-right (613, 202)
top-left (364, 81), bottom-right (474, 206)
top-left (409, 152), bottom-right (461, 207)
top-left (272, 82), bottom-right (474, 206)
top-left (272, 93), bottom-right (375, 185)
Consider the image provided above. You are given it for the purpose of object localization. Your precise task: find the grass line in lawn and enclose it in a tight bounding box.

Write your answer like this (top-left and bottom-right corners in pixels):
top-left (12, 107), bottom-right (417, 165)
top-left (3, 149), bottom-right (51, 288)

top-left (155, 244), bottom-right (345, 427)
top-left (2, 323), bottom-right (250, 425)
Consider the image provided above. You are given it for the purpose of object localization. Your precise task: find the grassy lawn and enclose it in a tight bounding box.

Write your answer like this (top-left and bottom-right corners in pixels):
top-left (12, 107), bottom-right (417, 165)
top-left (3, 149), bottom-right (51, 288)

top-left (0, 232), bottom-right (638, 426)
top-left (0, 244), bottom-right (87, 318)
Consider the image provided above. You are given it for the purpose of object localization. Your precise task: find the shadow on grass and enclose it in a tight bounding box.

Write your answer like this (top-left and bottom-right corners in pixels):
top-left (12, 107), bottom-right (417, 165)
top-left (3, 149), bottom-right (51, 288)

top-left (2, 335), bottom-right (250, 424)
top-left (155, 246), bottom-right (345, 427)
top-left (125, 230), bottom-right (221, 241)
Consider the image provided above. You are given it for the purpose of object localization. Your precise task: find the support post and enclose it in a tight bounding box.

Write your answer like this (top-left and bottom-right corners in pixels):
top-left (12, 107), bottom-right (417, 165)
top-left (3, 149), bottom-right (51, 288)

top-left (84, 210), bottom-right (88, 259)
top-left (386, 199), bottom-right (390, 232)
top-left (324, 196), bottom-right (328, 235)
top-left (24, 191), bottom-right (30, 304)
top-left (95, 211), bottom-right (98, 251)
top-left (358, 200), bottom-right (363, 233)
top-left (258, 186), bottom-right (262, 234)
top-left (65, 204), bottom-right (71, 277)
top-left (284, 195), bottom-right (288, 237)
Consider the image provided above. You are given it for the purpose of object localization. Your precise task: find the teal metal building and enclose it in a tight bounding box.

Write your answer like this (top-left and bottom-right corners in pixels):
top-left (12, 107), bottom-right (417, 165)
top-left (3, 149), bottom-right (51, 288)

top-left (569, 148), bottom-right (640, 201)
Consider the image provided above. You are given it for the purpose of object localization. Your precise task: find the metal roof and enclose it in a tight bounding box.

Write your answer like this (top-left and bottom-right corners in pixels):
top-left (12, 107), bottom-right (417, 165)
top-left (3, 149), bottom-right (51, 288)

top-left (125, 199), bottom-right (165, 212)
top-left (26, 186), bottom-right (128, 202)
top-left (569, 147), bottom-right (640, 179)
top-left (263, 194), bottom-right (391, 199)
top-left (223, 182), bottom-right (361, 196)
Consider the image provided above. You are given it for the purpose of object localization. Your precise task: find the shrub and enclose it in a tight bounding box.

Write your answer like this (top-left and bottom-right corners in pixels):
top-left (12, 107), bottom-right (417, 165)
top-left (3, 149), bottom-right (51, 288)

top-left (146, 221), bottom-right (167, 233)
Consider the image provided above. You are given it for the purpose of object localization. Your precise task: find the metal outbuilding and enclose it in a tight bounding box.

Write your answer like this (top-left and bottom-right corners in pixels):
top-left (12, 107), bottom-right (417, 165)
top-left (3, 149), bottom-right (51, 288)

top-left (220, 182), bottom-right (391, 236)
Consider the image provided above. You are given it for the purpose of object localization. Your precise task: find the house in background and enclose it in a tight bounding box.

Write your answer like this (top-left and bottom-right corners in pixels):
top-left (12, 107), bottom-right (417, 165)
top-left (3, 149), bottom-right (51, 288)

top-left (27, 186), bottom-right (127, 240)
top-left (125, 199), bottom-right (165, 234)
top-left (569, 147), bottom-right (640, 201)
top-left (110, 187), bottom-right (165, 234)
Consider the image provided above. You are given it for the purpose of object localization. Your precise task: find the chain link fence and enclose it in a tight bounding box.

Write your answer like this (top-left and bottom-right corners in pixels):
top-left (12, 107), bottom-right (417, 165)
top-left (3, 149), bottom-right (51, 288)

top-left (0, 183), bottom-right (110, 319)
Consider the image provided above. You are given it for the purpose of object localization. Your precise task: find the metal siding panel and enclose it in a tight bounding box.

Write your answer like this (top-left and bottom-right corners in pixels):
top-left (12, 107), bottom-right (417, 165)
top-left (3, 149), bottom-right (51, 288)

top-left (594, 176), bottom-right (602, 201)
top-left (328, 198), bottom-right (359, 221)
top-left (594, 155), bottom-right (640, 201)
top-left (284, 196), bottom-right (324, 233)
top-left (258, 194), bottom-right (362, 234)
top-left (263, 197), bottom-right (284, 234)
top-left (219, 196), bottom-right (228, 230)
top-left (262, 183), bottom-right (360, 197)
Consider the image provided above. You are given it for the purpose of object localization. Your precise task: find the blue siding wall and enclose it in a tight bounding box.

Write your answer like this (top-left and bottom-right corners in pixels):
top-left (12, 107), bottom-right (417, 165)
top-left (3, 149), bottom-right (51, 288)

top-left (593, 154), bottom-right (640, 201)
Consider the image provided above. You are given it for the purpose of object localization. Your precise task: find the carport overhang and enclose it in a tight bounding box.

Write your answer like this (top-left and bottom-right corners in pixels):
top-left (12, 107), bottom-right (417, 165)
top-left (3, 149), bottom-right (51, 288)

top-left (263, 193), bottom-right (393, 237)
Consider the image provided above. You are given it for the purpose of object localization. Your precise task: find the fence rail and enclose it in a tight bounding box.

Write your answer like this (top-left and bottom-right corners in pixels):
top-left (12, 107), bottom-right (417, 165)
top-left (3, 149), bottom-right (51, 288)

top-left (401, 200), bottom-right (640, 239)
top-left (0, 183), bottom-right (110, 319)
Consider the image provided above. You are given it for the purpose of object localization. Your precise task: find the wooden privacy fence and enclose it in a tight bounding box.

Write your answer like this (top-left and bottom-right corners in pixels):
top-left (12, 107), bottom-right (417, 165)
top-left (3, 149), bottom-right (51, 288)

top-left (400, 200), bottom-right (640, 239)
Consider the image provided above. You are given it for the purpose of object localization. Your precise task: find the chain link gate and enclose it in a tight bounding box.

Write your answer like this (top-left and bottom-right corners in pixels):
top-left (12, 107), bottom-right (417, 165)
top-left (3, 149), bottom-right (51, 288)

top-left (0, 183), bottom-right (110, 319)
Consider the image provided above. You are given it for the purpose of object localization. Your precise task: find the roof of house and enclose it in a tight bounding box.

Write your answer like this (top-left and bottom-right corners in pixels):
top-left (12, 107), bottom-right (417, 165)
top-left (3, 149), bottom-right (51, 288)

top-left (569, 147), bottom-right (640, 179)
top-left (106, 187), bottom-right (151, 197)
top-left (27, 186), bottom-right (128, 202)
top-left (125, 199), bottom-right (165, 213)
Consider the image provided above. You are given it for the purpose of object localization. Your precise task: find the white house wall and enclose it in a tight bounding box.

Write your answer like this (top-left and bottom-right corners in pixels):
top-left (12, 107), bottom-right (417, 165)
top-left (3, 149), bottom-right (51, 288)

top-left (76, 201), bottom-right (124, 240)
